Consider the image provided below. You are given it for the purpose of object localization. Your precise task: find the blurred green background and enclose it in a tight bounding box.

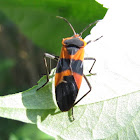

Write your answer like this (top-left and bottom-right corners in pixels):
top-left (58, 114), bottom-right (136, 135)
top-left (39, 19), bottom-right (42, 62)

top-left (0, 0), bottom-right (107, 139)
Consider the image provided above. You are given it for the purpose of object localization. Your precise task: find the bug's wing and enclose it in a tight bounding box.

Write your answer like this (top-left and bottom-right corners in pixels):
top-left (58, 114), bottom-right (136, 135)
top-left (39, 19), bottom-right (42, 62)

top-left (55, 48), bottom-right (84, 111)
top-left (55, 75), bottom-right (78, 111)
top-left (70, 48), bottom-right (84, 89)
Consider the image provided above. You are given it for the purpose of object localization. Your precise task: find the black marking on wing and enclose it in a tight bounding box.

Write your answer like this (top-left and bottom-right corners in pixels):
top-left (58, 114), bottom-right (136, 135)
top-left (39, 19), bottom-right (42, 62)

top-left (56, 59), bottom-right (70, 73)
top-left (55, 75), bottom-right (78, 111)
top-left (56, 59), bottom-right (83, 75)
top-left (71, 59), bottom-right (83, 75)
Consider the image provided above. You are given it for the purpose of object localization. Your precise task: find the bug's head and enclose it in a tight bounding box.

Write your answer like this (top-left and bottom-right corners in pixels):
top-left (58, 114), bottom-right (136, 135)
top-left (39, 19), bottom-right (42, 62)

top-left (62, 36), bottom-right (86, 48)
top-left (56, 16), bottom-right (99, 38)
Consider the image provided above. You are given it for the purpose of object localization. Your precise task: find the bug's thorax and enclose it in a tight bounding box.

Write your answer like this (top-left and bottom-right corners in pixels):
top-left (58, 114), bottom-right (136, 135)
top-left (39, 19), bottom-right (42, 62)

top-left (61, 35), bottom-right (86, 57)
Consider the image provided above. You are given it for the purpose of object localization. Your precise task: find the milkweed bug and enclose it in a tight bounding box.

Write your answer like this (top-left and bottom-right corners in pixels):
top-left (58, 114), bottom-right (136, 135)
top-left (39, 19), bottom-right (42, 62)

top-left (38, 16), bottom-right (102, 120)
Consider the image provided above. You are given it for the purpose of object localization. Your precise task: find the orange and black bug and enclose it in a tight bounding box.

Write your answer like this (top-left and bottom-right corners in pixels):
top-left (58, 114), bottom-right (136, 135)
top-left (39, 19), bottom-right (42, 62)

top-left (38, 16), bottom-right (102, 119)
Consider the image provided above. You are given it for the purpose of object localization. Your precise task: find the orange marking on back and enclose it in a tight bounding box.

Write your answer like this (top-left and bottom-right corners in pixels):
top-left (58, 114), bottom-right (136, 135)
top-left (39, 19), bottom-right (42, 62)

top-left (72, 48), bottom-right (85, 61)
top-left (55, 70), bottom-right (83, 90)
top-left (55, 70), bottom-right (72, 87)
top-left (60, 46), bottom-right (85, 61)
top-left (73, 72), bottom-right (83, 89)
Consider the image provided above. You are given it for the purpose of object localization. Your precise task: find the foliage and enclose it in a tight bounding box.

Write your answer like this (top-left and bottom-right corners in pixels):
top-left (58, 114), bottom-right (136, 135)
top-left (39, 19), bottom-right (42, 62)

top-left (9, 124), bottom-right (54, 140)
top-left (0, 71), bottom-right (140, 139)
top-left (0, 0), bottom-right (107, 55)
top-left (0, 0), bottom-right (108, 139)
top-left (2, 0), bottom-right (140, 139)
top-left (0, 0), bottom-right (140, 138)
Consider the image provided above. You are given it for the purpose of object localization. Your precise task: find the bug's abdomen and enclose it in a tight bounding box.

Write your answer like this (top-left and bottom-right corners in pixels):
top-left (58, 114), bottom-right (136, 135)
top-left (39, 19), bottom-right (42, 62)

top-left (55, 75), bottom-right (78, 111)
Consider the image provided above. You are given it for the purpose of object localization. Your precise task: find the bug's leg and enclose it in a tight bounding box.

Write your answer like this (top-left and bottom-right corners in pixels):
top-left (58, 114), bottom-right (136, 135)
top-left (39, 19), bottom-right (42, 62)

top-left (71, 107), bottom-right (75, 121)
top-left (87, 35), bottom-right (103, 44)
top-left (84, 57), bottom-right (96, 75)
top-left (73, 74), bottom-right (91, 106)
top-left (44, 56), bottom-right (49, 83)
top-left (37, 53), bottom-right (59, 91)
top-left (44, 53), bottom-right (59, 81)
top-left (44, 53), bottom-right (59, 61)
top-left (68, 107), bottom-right (75, 121)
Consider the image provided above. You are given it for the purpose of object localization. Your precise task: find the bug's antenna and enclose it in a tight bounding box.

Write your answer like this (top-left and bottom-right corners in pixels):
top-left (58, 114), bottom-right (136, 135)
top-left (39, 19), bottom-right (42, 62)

top-left (79, 20), bottom-right (99, 36)
top-left (56, 16), bottom-right (76, 35)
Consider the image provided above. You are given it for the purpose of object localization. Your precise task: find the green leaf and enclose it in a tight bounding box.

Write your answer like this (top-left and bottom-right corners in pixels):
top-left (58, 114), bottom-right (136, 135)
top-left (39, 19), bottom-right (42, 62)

top-left (1, 1), bottom-right (140, 139)
top-left (0, 71), bottom-right (57, 124)
top-left (37, 91), bottom-right (140, 139)
top-left (9, 124), bottom-right (55, 140)
top-left (0, 68), bottom-right (140, 139)
top-left (0, 0), bottom-right (107, 55)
